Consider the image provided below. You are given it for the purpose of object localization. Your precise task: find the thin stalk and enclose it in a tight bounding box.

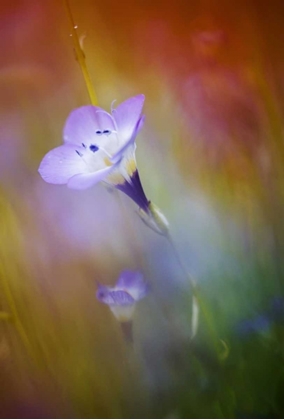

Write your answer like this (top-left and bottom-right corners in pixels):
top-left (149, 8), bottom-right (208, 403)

top-left (167, 235), bottom-right (197, 288)
top-left (64, 0), bottom-right (98, 106)
top-left (167, 234), bottom-right (220, 354)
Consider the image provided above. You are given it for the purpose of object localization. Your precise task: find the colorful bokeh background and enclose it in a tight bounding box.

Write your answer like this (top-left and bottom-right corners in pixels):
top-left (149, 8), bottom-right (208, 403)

top-left (1, 0), bottom-right (284, 417)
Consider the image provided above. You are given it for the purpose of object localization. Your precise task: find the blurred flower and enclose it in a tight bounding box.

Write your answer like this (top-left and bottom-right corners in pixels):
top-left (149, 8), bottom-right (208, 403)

top-left (96, 270), bottom-right (148, 322)
top-left (269, 296), bottom-right (284, 323)
top-left (236, 296), bottom-right (284, 338)
top-left (38, 94), bottom-right (150, 212)
top-left (236, 314), bottom-right (272, 337)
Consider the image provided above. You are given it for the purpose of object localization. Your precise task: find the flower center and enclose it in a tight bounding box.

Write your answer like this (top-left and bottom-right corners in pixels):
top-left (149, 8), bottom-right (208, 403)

top-left (74, 128), bottom-right (122, 173)
top-left (75, 139), bottom-right (116, 173)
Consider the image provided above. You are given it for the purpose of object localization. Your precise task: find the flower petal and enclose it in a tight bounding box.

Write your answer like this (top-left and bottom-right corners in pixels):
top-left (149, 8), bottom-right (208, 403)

top-left (67, 165), bottom-right (116, 190)
top-left (116, 270), bottom-right (148, 301)
top-left (38, 145), bottom-right (87, 184)
top-left (96, 285), bottom-right (135, 306)
top-left (112, 94), bottom-right (145, 144)
top-left (136, 114), bottom-right (145, 132)
top-left (63, 105), bottom-right (116, 147)
top-left (110, 115), bottom-right (145, 165)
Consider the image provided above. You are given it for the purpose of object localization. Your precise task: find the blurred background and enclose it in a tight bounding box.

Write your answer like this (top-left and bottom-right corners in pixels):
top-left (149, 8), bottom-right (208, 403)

top-left (1, 0), bottom-right (284, 417)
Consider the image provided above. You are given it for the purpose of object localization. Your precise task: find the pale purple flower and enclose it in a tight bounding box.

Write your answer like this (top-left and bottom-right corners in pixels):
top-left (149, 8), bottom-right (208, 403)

top-left (96, 270), bottom-right (148, 322)
top-left (38, 95), bottom-right (150, 212)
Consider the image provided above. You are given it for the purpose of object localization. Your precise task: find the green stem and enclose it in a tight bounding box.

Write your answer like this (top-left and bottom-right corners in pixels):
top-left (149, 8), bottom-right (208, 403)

top-left (64, 0), bottom-right (98, 106)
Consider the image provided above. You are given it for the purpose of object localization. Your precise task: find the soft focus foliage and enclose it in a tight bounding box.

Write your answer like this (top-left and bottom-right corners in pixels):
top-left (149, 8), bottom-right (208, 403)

top-left (1, 0), bottom-right (284, 418)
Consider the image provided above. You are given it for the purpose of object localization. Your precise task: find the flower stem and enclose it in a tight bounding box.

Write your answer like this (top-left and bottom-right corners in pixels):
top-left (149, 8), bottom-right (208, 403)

top-left (166, 234), bottom-right (220, 354)
top-left (64, 0), bottom-right (98, 106)
top-left (167, 235), bottom-right (196, 289)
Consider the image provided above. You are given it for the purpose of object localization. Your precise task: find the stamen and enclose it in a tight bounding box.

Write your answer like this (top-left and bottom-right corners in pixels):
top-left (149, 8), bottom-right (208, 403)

top-left (99, 146), bottom-right (112, 159)
top-left (88, 143), bottom-right (112, 158)
top-left (95, 107), bottom-right (123, 147)
top-left (111, 99), bottom-right (117, 112)
top-left (90, 144), bottom-right (99, 153)
top-left (95, 109), bottom-right (118, 132)
top-left (95, 128), bottom-right (116, 136)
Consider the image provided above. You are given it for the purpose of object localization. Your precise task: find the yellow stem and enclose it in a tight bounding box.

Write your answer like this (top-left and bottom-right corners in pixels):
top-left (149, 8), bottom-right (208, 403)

top-left (64, 0), bottom-right (98, 106)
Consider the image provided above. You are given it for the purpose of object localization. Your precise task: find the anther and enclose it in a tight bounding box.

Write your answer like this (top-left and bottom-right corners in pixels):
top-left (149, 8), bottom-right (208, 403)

top-left (90, 144), bottom-right (99, 153)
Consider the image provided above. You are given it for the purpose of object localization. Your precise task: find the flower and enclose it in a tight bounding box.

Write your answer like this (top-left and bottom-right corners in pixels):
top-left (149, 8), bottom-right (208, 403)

top-left (236, 296), bottom-right (284, 338)
top-left (39, 94), bottom-right (169, 235)
top-left (236, 314), bottom-right (272, 338)
top-left (269, 296), bottom-right (284, 323)
top-left (38, 94), bottom-right (150, 212)
top-left (96, 270), bottom-right (148, 322)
